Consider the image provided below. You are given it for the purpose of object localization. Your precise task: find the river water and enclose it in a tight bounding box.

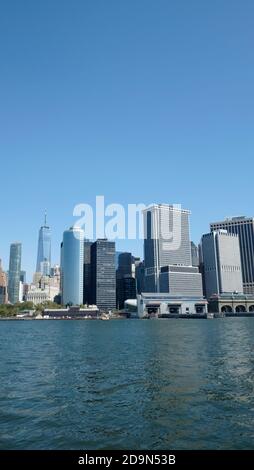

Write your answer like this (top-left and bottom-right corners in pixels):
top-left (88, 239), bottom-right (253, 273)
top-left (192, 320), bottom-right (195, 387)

top-left (0, 318), bottom-right (254, 449)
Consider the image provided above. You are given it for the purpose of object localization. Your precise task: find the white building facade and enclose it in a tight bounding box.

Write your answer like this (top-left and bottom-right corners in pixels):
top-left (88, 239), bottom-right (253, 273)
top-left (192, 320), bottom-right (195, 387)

top-left (201, 230), bottom-right (243, 299)
top-left (143, 204), bottom-right (203, 297)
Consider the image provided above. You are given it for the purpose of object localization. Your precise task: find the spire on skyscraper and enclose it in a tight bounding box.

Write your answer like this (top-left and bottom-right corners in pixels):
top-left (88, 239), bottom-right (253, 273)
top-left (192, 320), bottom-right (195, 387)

top-left (36, 211), bottom-right (51, 275)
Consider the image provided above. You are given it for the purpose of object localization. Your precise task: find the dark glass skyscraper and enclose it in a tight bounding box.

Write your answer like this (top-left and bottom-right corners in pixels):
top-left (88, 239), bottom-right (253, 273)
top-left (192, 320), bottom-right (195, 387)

top-left (116, 253), bottom-right (136, 309)
top-left (83, 239), bottom-right (93, 305)
top-left (20, 271), bottom-right (26, 283)
top-left (117, 253), bottom-right (132, 278)
top-left (8, 242), bottom-right (22, 304)
top-left (91, 239), bottom-right (116, 311)
top-left (135, 261), bottom-right (145, 295)
top-left (36, 212), bottom-right (51, 276)
top-left (116, 277), bottom-right (136, 309)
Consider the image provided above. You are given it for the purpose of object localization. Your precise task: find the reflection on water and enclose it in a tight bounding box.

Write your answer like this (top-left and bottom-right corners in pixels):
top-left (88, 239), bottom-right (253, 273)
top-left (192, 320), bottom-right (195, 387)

top-left (0, 319), bottom-right (254, 449)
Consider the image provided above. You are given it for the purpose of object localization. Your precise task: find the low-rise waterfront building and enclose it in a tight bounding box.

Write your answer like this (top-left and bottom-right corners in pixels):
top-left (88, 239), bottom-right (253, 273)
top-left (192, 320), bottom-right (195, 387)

top-left (43, 305), bottom-right (99, 318)
top-left (124, 299), bottom-right (138, 317)
top-left (208, 293), bottom-right (254, 314)
top-left (137, 293), bottom-right (208, 318)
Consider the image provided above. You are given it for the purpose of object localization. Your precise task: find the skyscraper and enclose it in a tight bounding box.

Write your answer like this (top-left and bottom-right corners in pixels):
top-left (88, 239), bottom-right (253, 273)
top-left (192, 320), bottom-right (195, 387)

top-left (135, 260), bottom-right (145, 295)
top-left (8, 242), bottom-right (22, 304)
top-left (61, 227), bottom-right (84, 306)
top-left (20, 271), bottom-right (26, 283)
top-left (83, 239), bottom-right (93, 305)
top-left (116, 252), bottom-right (136, 309)
top-left (117, 253), bottom-right (133, 278)
top-left (91, 239), bottom-right (116, 311)
top-left (143, 204), bottom-right (202, 296)
top-left (191, 241), bottom-right (199, 267)
top-left (210, 217), bottom-right (254, 294)
top-left (116, 277), bottom-right (136, 310)
top-left (0, 259), bottom-right (8, 304)
top-left (144, 205), bottom-right (192, 273)
top-left (115, 251), bottom-right (123, 269)
top-left (201, 230), bottom-right (243, 299)
top-left (36, 212), bottom-right (51, 276)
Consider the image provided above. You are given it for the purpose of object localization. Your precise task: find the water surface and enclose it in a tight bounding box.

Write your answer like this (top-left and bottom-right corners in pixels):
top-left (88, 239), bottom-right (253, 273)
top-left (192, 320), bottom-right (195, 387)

top-left (0, 319), bottom-right (254, 449)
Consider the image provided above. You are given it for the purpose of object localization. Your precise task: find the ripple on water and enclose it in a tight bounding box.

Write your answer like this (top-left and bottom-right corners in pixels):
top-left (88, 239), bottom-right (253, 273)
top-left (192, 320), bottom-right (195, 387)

top-left (0, 319), bottom-right (254, 449)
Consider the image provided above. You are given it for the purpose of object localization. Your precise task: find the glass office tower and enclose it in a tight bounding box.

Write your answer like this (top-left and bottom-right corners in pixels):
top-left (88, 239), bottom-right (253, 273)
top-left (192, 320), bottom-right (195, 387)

top-left (36, 212), bottom-right (51, 276)
top-left (8, 242), bottom-right (22, 304)
top-left (91, 239), bottom-right (116, 311)
top-left (61, 227), bottom-right (84, 306)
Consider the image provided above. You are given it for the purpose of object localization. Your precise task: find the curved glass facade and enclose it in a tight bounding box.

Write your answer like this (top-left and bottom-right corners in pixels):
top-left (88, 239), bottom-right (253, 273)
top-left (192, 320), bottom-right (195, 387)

top-left (61, 227), bottom-right (84, 306)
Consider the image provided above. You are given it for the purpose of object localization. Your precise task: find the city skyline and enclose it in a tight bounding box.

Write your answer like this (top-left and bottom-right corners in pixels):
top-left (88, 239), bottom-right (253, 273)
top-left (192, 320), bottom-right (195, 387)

top-left (1, 0), bottom-right (254, 280)
top-left (1, 0), bottom-right (254, 457)
top-left (1, 201), bottom-right (254, 312)
top-left (1, 207), bottom-right (254, 283)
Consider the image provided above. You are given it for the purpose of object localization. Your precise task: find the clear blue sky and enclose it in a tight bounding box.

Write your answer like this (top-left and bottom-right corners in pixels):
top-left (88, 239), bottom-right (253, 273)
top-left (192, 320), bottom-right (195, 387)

top-left (1, 0), bottom-right (254, 281)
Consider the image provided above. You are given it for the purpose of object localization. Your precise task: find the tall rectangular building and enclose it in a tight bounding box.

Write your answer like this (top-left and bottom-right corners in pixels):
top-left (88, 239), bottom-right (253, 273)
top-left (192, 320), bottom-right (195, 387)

top-left (8, 242), bottom-right (22, 304)
top-left (135, 261), bottom-right (145, 295)
top-left (191, 241), bottom-right (199, 267)
top-left (144, 205), bottom-right (191, 272)
top-left (143, 204), bottom-right (202, 296)
top-left (36, 212), bottom-right (51, 276)
top-left (83, 240), bottom-right (93, 305)
top-left (116, 252), bottom-right (136, 309)
top-left (91, 239), bottom-right (116, 311)
top-left (0, 259), bottom-right (8, 304)
top-left (210, 217), bottom-right (254, 294)
top-left (117, 252), bottom-right (132, 278)
top-left (61, 227), bottom-right (84, 306)
top-left (20, 271), bottom-right (26, 283)
top-left (116, 277), bottom-right (136, 309)
top-left (201, 230), bottom-right (243, 299)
